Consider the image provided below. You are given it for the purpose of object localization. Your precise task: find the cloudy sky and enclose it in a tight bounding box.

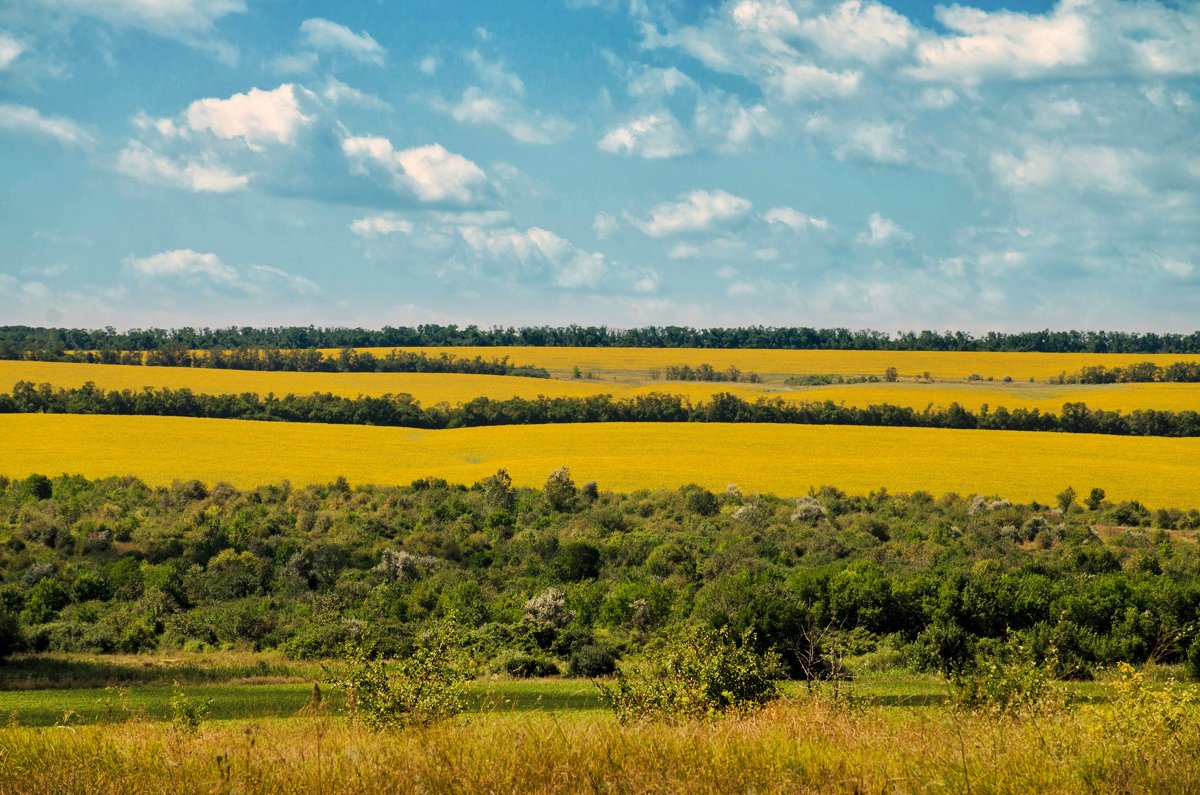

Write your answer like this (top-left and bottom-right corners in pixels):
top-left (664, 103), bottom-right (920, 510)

top-left (1, 0), bottom-right (1197, 332)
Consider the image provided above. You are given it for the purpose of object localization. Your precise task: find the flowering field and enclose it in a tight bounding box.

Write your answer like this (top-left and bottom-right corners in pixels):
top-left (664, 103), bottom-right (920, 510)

top-left (6, 414), bottom-right (1200, 507)
top-left (5, 359), bottom-right (1200, 414)
top-left (343, 346), bottom-right (1197, 382)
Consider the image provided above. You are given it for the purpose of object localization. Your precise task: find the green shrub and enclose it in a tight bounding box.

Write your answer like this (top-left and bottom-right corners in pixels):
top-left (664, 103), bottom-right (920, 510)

top-left (597, 626), bottom-right (782, 723)
top-left (569, 644), bottom-right (619, 677)
top-left (1186, 635), bottom-right (1200, 682)
top-left (329, 618), bottom-right (470, 731)
top-left (499, 652), bottom-right (560, 678)
top-left (170, 687), bottom-right (212, 733)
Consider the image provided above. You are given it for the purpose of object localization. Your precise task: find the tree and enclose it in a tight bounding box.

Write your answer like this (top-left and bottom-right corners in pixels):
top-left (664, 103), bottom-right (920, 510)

top-left (543, 467), bottom-right (577, 512)
top-left (1057, 486), bottom-right (1077, 513)
top-left (884, 366), bottom-right (899, 382)
top-left (1085, 487), bottom-right (1106, 511)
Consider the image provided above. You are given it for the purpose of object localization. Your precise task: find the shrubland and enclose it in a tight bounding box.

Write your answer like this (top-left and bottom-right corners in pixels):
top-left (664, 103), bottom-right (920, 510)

top-left (1, 472), bottom-right (1199, 683)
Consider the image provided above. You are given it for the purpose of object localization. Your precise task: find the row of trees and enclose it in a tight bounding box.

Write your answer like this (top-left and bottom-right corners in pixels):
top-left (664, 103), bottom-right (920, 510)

top-left (7, 381), bottom-right (1200, 438)
top-left (6, 324), bottom-right (1200, 354)
top-left (2, 473), bottom-right (1200, 679)
top-left (0, 345), bottom-right (549, 378)
top-left (662, 364), bottom-right (761, 383)
top-left (1067, 361), bottom-right (1200, 384)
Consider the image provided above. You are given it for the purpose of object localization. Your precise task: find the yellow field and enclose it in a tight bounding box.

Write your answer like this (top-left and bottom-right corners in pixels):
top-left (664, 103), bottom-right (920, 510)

top-left (339, 346), bottom-right (1198, 382)
top-left (5, 414), bottom-right (1199, 507)
top-left (5, 360), bottom-right (1200, 414)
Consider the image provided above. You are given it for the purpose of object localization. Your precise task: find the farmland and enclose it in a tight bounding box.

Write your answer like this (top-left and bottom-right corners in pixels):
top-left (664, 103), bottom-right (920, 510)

top-left (5, 413), bottom-right (1200, 506)
top-left (5, 359), bottom-right (1200, 415)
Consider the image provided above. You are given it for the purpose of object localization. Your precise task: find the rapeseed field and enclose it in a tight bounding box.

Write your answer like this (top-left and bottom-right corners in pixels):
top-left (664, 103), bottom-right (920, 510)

top-left (5, 360), bottom-right (1200, 414)
top-left (5, 414), bottom-right (1199, 507)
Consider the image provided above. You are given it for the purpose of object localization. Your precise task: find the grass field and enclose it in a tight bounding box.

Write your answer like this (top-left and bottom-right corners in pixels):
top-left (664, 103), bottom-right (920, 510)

top-left (5, 414), bottom-right (1200, 507)
top-left (1, 685), bottom-right (1196, 793)
top-left (5, 360), bottom-right (1200, 414)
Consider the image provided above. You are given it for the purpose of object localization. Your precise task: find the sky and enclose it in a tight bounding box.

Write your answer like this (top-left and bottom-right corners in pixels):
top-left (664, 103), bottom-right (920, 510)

top-left (0, 0), bottom-right (1197, 333)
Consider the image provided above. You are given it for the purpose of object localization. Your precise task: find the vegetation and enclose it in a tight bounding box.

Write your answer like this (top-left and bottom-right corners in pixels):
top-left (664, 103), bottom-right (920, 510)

top-left (7, 323), bottom-right (1200, 353)
top-left (10, 381), bottom-right (1200, 439)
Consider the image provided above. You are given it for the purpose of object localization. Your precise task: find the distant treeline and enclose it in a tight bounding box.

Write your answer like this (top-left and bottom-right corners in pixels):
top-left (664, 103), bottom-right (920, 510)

top-left (662, 364), bottom-right (761, 383)
top-left (7, 381), bottom-right (1200, 438)
top-left (1064, 361), bottom-right (1200, 384)
top-left (0, 345), bottom-right (549, 379)
top-left (6, 324), bottom-right (1200, 354)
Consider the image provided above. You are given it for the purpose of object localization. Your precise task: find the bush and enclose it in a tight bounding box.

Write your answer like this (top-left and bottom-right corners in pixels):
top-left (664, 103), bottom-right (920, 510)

top-left (499, 652), bottom-right (560, 678)
top-left (597, 626), bottom-right (782, 723)
top-left (329, 618), bottom-right (470, 731)
top-left (1186, 635), bottom-right (1200, 682)
top-left (569, 644), bottom-right (619, 677)
top-left (170, 687), bottom-right (212, 733)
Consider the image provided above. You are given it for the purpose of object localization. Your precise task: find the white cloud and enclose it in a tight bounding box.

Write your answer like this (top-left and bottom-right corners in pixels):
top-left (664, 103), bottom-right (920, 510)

top-left (990, 143), bottom-right (1148, 195)
top-left (598, 112), bottom-right (692, 159)
top-left (0, 32), bottom-right (25, 69)
top-left (299, 18), bottom-right (385, 65)
top-left (858, 212), bottom-right (913, 246)
top-left (116, 140), bottom-right (250, 192)
top-left (419, 55), bottom-right (438, 75)
top-left (445, 86), bottom-right (573, 145)
top-left (40, 0), bottom-right (244, 61)
top-left (631, 271), bottom-right (660, 293)
top-left (126, 249), bottom-right (318, 294)
top-left (185, 84), bottom-right (314, 148)
top-left (798, 1), bottom-right (915, 64)
top-left (632, 189), bottom-right (752, 237)
top-left (466, 50), bottom-right (525, 95)
top-left (811, 118), bottom-right (908, 165)
top-left (458, 225), bottom-right (608, 288)
top-left (770, 63), bottom-right (861, 101)
top-left (910, 2), bottom-right (1091, 84)
top-left (127, 249), bottom-right (240, 284)
top-left (321, 77), bottom-right (390, 110)
top-left (626, 65), bottom-right (695, 98)
top-left (764, 206), bottom-right (829, 231)
top-left (593, 212), bottom-right (619, 238)
top-left (0, 103), bottom-right (92, 147)
top-left (342, 137), bottom-right (489, 204)
top-left (349, 213), bottom-right (415, 238)
top-left (1158, 258), bottom-right (1194, 278)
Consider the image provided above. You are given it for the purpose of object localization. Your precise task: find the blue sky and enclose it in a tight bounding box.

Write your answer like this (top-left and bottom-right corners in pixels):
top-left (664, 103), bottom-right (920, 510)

top-left (1, 0), bottom-right (1197, 331)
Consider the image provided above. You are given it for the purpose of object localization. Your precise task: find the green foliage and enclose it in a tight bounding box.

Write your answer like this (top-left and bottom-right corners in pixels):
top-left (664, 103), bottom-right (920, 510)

top-left (569, 644), bottom-right (618, 677)
top-left (597, 626), bottom-right (782, 723)
top-left (0, 606), bottom-right (22, 661)
top-left (329, 618), bottom-right (470, 731)
top-left (1186, 635), bottom-right (1200, 682)
top-left (169, 686), bottom-right (212, 732)
top-left (948, 636), bottom-right (1060, 716)
top-left (543, 467), bottom-right (577, 512)
top-left (498, 652), bottom-right (560, 678)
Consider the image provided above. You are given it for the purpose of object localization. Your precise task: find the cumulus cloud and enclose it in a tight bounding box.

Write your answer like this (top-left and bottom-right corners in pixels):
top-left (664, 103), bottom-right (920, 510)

top-left (185, 84), bottom-right (315, 148)
top-left (127, 249), bottom-right (240, 284)
top-left (764, 206), bottom-right (829, 231)
top-left (321, 77), bottom-right (390, 110)
top-left (598, 112), bottom-right (692, 159)
top-left (349, 213), bottom-right (415, 238)
top-left (127, 248), bottom-right (319, 294)
top-left (342, 137), bottom-right (490, 204)
top-left (798, 1), bottom-right (915, 63)
top-left (443, 86), bottom-right (573, 145)
top-left (630, 189), bottom-right (753, 237)
top-left (457, 225), bottom-right (608, 288)
top-left (0, 32), bottom-right (25, 69)
top-left (116, 140), bottom-right (250, 192)
top-left (0, 103), bottom-right (92, 147)
top-left (593, 212), bottom-right (619, 238)
top-left (299, 18), bottom-right (386, 65)
top-left (990, 143), bottom-right (1148, 195)
top-left (857, 212), bottom-right (913, 246)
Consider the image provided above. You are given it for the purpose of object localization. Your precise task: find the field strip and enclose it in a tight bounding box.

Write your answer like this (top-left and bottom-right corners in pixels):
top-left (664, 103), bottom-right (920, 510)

top-left (338, 346), bottom-right (1198, 381)
top-left (5, 360), bottom-right (1200, 413)
top-left (4, 414), bottom-right (1199, 507)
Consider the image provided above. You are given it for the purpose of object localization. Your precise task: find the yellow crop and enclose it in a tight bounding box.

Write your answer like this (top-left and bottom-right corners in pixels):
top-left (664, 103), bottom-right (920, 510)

top-left (335, 346), bottom-right (1197, 383)
top-left (4, 415), bottom-right (1199, 508)
top-left (5, 360), bottom-right (1200, 414)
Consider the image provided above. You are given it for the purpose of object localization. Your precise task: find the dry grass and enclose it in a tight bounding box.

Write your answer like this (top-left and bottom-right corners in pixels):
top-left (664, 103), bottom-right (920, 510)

top-left (5, 414), bottom-right (1200, 507)
top-left (7, 360), bottom-right (1200, 414)
top-left (0, 697), bottom-right (1195, 793)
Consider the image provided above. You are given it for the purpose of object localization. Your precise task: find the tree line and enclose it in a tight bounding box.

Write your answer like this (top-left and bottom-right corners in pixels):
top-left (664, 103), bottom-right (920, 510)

top-left (0, 345), bottom-right (549, 378)
top-left (1063, 361), bottom-right (1200, 384)
top-left (6, 324), bottom-right (1200, 354)
top-left (7, 381), bottom-right (1200, 438)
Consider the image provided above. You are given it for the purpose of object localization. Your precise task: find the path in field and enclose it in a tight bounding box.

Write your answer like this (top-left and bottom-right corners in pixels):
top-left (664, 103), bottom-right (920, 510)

top-left (5, 415), bottom-right (1199, 507)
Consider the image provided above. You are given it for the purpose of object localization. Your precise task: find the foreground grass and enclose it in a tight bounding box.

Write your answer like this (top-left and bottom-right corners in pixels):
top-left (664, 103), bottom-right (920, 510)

top-left (6, 415), bottom-right (1200, 506)
top-left (1, 695), bottom-right (1196, 794)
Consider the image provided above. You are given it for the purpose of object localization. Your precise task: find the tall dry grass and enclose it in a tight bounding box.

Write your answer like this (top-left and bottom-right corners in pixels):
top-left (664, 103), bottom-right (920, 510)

top-left (0, 696), bottom-right (1196, 794)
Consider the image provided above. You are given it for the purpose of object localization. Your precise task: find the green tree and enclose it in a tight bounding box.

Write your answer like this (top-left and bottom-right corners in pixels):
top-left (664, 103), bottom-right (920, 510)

top-left (543, 467), bottom-right (578, 512)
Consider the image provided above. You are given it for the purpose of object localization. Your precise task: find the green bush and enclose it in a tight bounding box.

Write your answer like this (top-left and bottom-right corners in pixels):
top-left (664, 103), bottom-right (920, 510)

top-left (597, 626), bottom-right (782, 723)
top-left (329, 618), bottom-right (470, 731)
top-left (499, 652), bottom-right (560, 678)
top-left (569, 644), bottom-right (618, 677)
